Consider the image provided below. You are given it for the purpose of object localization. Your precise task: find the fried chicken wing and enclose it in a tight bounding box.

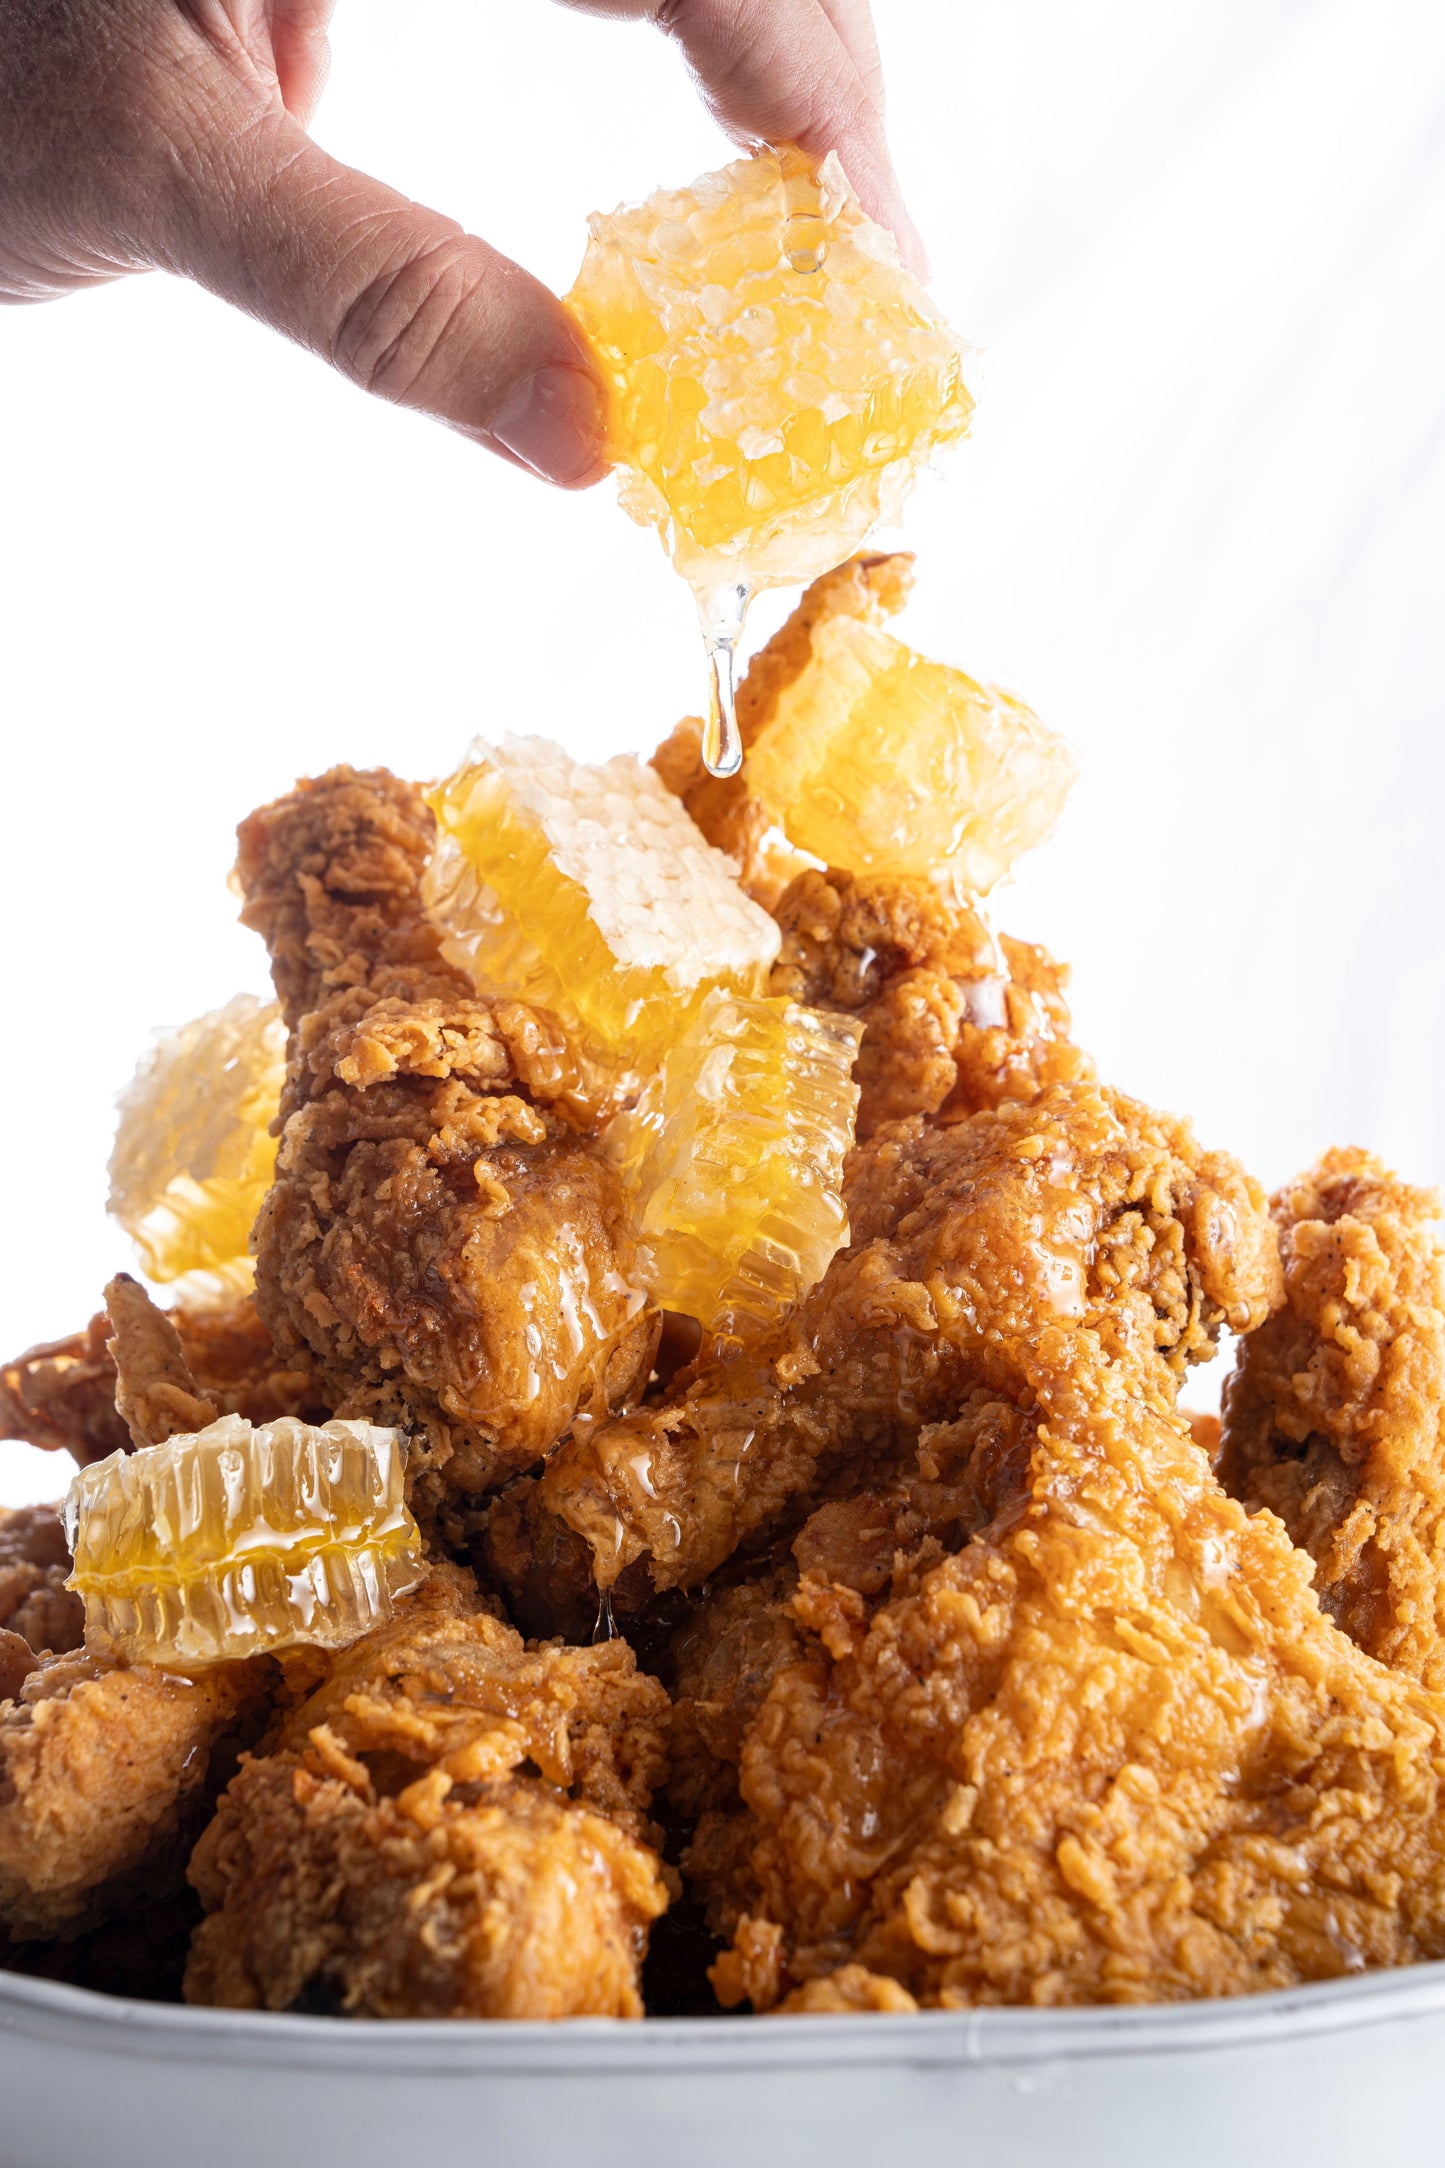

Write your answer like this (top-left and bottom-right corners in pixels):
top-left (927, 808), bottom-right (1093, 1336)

top-left (186, 1566), bottom-right (672, 2017)
top-left (236, 767), bottom-right (658, 1527)
top-left (0, 1650), bottom-right (264, 1939)
top-left (770, 865), bottom-right (1093, 1138)
top-left (0, 1506), bottom-right (84, 1658)
top-left (1218, 1149), bottom-right (1445, 1688)
top-left (1, 1296), bottom-right (325, 1467)
top-left (678, 1325), bottom-right (1445, 2010)
top-left (652, 553), bottom-right (915, 908)
top-left (494, 1084), bottom-right (1280, 1621)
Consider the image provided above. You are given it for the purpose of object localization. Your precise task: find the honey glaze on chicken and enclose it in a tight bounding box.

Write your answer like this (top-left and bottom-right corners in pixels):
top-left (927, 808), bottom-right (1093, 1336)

top-left (6, 559), bottom-right (1445, 2021)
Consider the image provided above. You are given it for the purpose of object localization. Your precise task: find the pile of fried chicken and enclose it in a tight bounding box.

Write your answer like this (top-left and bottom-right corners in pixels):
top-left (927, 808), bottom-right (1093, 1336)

top-left (5, 555), bottom-right (1445, 2020)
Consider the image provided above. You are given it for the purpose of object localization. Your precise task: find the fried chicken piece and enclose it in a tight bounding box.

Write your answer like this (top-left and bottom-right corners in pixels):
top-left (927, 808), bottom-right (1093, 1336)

top-left (0, 1506), bottom-right (84, 1658)
top-left (103, 1273), bottom-right (218, 1448)
top-left (1218, 1149), bottom-right (1445, 1688)
top-left (0, 1634), bottom-right (36, 1705)
top-left (770, 865), bottom-right (1094, 1139)
top-left (0, 1296), bottom-right (325, 1468)
top-left (186, 1566), bottom-right (672, 2017)
top-left (236, 767), bottom-right (658, 1526)
top-left (683, 1328), bottom-right (1445, 2009)
top-left (0, 1650), bottom-right (265, 1939)
top-left (493, 1083), bottom-right (1281, 1621)
top-left (652, 554), bottom-right (915, 907)
top-left (0, 1313), bottom-right (131, 1467)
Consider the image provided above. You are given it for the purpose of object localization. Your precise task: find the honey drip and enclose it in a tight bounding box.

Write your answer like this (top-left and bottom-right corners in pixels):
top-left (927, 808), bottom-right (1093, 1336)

top-left (698, 581), bottom-right (749, 778)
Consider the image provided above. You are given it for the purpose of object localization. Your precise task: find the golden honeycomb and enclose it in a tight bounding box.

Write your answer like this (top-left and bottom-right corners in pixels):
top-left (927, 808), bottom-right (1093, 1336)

top-left (107, 994), bottom-right (286, 1296)
top-left (745, 615), bottom-right (1077, 892)
top-left (567, 144), bottom-right (974, 602)
top-left (64, 1415), bottom-right (425, 1667)
top-left (606, 989), bottom-right (862, 1344)
top-left (425, 734), bottom-right (780, 1072)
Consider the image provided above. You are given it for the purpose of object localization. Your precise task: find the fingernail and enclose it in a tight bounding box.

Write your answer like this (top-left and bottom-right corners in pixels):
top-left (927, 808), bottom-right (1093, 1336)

top-left (489, 365), bottom-right (608, 487)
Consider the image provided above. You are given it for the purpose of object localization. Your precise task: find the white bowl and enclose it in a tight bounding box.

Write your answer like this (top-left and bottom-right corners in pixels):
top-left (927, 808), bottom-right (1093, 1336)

top-left (3, 1963), bottom-right (1444, 2168)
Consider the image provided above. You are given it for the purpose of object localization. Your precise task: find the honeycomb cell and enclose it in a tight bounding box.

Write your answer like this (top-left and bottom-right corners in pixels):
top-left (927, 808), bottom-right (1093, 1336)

top-left (606, 988), bottom-right (862, 1345)
top-left (107, 995), bottom-right (286, 1296)
top-left (64, 1415), bottom-right (425, 1667)
top-left (425, 734), bottom-right (780, 1074)
top-left (568, 145), bottom-right (974, 600)
top-left (745, 615), bottom-right (1077, 893)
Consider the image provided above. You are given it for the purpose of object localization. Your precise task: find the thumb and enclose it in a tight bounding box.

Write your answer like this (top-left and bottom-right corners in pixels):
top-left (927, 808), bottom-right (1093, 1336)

top-left (156, 111), bottom-right (607, 488)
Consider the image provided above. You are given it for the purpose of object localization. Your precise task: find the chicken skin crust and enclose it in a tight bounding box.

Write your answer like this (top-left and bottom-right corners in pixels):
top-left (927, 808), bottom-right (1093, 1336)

top-left (186, 1568), bottom-right (672, 2019)
top-left (770, 865), bottom-right (1093, 1140)
top-left (236, 766), bottom-right (658, 1528)
top-left (1219, 1149), bottom-right (1445, 1689)
top-left (0, 1650), bottom-right (264, 1939)
top-left (0, 1297), bottom-right (326, 1468)
top-left (493, 1083), bottom-right (1281, 1621)
top-left (0, 1506), bottom-right (84, 1660)
top-left (678, 1330), bottom-right (1445, 2012)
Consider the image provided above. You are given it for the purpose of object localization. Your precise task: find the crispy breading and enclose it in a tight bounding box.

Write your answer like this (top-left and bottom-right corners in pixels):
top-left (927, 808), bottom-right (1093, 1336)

top-left (0, 1314), bottom-right (131, 1467)
top-left (103, 1273), bottom-right (218, 1448)
top-left (1, 1297), bottom-right (325, 1468)
top-left (651, 554), bottom-right (915, 907)
top-left (0, 1635), bottom-right (35, 1706)
top-left (682, 1327), bottom-right (1445, 2009)
top-left (770, 865), bottom-right (1093, 1138)
top-left (0, 1506), bottom-right (84, 1658)
top-left (186, 1567), bottom-right (672, 2017)
top-left (1219, 1149), bottom-right (1445, 1688)
top-left (0, 1651), bottom-right (264, 1939)
top-left (236, 768), bottom-right (659, 1527)
top-left (495, 1084), bottom-right (1281, 1617)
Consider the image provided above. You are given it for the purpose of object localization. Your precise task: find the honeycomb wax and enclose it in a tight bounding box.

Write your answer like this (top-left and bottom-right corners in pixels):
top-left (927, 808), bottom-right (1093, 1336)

top-left (65, 1415), bottom-right (426, 1667)
top-left (424, 734), bottom-right (780, 1075)
top-left (568, 144), bottom-right (975, 603)
top-left (745, 615), bottom-right (1077, 893)
top-left (605, 988), bottom-right (862, 1346)
top-left (107, 994), bottom-right (286, 1296)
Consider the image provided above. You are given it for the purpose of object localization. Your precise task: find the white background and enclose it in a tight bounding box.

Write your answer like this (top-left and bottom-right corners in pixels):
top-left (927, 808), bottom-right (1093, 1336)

top-left (3, 0), bottom-right (1442, 1506)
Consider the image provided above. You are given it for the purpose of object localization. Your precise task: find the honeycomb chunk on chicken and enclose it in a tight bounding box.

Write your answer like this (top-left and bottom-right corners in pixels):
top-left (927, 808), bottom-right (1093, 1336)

top-left (424, 734), bottom-right (779, 1077)
top-left (235, 767), bottom-right (659, 1530)
top-left (107, 995), bottom-right (286, 1298)
top-left (1219, 1148), bottom-right (1445, 1688)
top-left (606, 989), bottom-right (861, 1344)
top-left (185, 1567), bottom-right (672, 2018)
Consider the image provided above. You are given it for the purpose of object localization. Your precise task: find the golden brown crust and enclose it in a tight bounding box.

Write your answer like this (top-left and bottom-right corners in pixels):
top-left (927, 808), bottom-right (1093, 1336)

top-left (0, 1507), bottom-right (84, 1659)
top-left (237, 768), bottom-right (660, 1525)
top-left (651, 554), bottom-right (914, 907)
top-left (103, 1274), bottom-right (218, 1449)
top-left (1218, 1149), bottom-right (1445, 1687)
top-left (185, 1568), bottom-right (673, 2018)
top-left (0, 1315), bottom-right (131, 1467)
top-left (497, 1085), bottom-right (1281, 1614)
top-left (0, 1653), bottom-right (266, 1940)
top-left (770, 866), bottom-right (1094, 1138)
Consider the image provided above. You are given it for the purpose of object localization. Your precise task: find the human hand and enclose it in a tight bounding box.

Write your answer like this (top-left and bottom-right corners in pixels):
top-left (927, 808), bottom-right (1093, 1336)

top-left (0, 0), bottom-right (918, 489)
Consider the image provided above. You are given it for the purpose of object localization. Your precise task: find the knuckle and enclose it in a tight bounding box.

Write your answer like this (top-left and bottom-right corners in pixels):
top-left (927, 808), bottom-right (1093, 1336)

top-left (330, 233), bottom-right (481, 405)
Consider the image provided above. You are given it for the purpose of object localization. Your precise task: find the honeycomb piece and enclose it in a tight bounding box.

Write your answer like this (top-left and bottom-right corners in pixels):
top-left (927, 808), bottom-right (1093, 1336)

top-left (568, 145), bottom-right (974, 600)
top-left (606, 989), bottom-right (862, 1344)
top-left (108, 995), bottom-right (286, 1296)
top-left (746, 615), bottom-right (1077, 892)
top-left (64, 1415), bottom-right (425, 1667)
top-left (424, 734), bottom-right (780, 1072)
